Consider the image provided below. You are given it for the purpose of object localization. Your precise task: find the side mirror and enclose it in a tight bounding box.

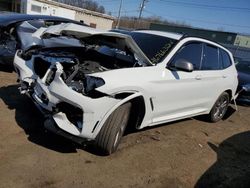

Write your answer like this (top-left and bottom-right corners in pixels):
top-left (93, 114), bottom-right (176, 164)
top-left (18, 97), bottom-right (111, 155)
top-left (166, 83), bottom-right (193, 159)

top-left (242, 84), bottom-right (250, 92)
top-left (174, 59), bottom-right (194, 72)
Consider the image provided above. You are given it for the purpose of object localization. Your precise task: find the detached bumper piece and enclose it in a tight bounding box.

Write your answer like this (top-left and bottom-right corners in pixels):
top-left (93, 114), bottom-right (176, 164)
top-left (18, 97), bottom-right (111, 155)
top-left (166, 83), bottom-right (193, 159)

top-left (56, 102), bottom-right (83, 131)
top-left (44, 116), bottom-right (87, 145)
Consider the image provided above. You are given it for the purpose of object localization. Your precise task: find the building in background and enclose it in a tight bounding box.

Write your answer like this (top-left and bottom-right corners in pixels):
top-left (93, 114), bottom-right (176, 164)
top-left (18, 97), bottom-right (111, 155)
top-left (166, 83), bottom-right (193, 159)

top-left (24, 0), bottom-right (75, 19)
top-left (234, 35), bottom-right (250, 48)
top-left (0, 0), bottom-right (115, 30)
top-left (75, 9), bottom-right (114, 29)
top-left (0, 0), bottom-right (21, 13)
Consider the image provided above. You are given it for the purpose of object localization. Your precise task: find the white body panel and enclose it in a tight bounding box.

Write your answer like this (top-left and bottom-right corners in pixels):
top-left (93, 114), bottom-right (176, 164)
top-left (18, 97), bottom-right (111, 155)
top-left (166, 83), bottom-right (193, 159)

top-left (14, 28), bottom-right (238, 141)
top-left (26, 0), bottom-right (76, 20)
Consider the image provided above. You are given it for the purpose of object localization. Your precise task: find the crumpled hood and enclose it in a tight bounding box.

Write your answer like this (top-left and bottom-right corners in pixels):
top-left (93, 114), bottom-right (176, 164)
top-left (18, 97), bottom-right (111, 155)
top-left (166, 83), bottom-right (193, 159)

top-left (17, 22), bottom-right (83, 51)
top-left (33, 23), bottom-right (152, 65)
top-left (36, 23), bottom-right (104, 38)
top-left (17, 21), bottom-right (43, 49)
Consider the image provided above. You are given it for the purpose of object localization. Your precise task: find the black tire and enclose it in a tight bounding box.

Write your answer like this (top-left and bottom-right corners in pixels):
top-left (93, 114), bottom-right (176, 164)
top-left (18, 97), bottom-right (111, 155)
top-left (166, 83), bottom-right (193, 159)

top-left (95, 102), bottom-right (131, 155)
top-left (208, 92), bottom-right (230, 122)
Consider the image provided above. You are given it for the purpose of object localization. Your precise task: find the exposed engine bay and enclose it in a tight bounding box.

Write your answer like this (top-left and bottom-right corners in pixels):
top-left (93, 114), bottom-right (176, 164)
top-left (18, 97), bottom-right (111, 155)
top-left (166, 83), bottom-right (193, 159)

top-left (20, 41), bottom-right (147, 96)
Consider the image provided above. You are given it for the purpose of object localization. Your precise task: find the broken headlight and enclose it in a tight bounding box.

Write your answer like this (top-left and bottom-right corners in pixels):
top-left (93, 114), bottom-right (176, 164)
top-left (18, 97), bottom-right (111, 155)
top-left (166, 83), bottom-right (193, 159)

top-left (45, 67), bottom-right (57, 85)
top-left (84, 76), bottom-right (105, 93)
top-left (67, 76), bottom-right (105, 95)
top-left (33, 57), bottom-right (51, 78)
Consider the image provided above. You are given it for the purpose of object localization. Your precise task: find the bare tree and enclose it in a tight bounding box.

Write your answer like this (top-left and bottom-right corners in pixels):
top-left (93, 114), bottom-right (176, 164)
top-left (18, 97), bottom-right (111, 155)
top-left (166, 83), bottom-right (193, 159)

top-left (116, 16), bottom-right (190, 30)
top-left (53, 0), bottom-right (106, 13)
top-left (98, 5), bottom-right (105, 14)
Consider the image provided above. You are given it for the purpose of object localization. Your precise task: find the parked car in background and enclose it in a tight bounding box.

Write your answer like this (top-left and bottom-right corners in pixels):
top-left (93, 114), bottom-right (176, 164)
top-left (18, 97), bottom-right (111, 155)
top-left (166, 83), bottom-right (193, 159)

top-left (0, 13), bottom-right (85, 69)
top-left (14, 24), bottom-right (238, 154)
top-left (234, 57), bottom-right (250, 103)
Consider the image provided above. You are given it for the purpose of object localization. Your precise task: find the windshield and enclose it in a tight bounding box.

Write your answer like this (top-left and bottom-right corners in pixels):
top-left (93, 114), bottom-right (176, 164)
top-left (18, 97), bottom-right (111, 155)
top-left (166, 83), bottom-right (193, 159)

top-left (130, 32), bottom-right (177, 64)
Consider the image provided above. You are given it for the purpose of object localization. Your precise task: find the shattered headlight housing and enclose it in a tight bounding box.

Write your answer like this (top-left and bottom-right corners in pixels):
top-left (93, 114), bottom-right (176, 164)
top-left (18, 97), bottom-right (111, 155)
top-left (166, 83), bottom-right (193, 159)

top-left (83, 76), bottom-right (105, 93)
top-left (45, 67), bottom-right (57, 85)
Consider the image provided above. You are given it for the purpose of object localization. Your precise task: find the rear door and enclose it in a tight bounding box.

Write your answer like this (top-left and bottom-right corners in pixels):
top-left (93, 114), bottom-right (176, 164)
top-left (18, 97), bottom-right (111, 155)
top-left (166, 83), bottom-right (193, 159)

top-left (198, 43), bottom-right (225, 108)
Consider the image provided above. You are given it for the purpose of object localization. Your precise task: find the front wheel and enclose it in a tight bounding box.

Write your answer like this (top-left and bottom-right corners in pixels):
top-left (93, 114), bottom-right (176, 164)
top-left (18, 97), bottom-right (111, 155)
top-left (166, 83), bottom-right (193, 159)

top-left (208, 92), bottom-right (230, 122)
top-left (95, 102), bottom-right (131, 155)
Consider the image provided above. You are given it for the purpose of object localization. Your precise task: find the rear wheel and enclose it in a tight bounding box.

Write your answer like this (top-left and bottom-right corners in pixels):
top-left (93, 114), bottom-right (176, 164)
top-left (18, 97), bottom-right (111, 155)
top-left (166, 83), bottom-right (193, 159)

top-left (208, 92), bottom-right (230, 122)
top-left (95, 103), bottom-right (131, 155)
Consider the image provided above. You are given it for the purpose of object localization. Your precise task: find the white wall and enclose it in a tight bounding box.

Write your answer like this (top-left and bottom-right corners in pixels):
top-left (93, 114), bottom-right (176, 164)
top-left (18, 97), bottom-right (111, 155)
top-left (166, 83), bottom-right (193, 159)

top-left (25, 0), bottom-right (75, 20)
top-left (234, 35), bottom-right (250, 48)
top-left (21, 0), bottom-right (114, 30)
top-left (75, 12), bottom-right (113, 30)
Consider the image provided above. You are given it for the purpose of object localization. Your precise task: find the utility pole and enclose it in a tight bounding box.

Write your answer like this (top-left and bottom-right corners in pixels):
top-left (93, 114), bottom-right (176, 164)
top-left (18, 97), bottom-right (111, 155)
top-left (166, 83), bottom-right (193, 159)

top-left (137, 0), bottom-right (148, 29)
top-left (116, 0), bottom-right (123, 29)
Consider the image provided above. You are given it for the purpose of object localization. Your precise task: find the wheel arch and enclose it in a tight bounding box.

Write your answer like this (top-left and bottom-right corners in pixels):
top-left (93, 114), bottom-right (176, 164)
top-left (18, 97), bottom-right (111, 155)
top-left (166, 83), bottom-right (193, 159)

top-left (126, 95), bottom-right (146, 130)
top-left (93, 91), bottom-right (146, 137)
top-left (210, 89), bottom-right (233, 111)
top-left (224, 89), bottom-right (233, 101)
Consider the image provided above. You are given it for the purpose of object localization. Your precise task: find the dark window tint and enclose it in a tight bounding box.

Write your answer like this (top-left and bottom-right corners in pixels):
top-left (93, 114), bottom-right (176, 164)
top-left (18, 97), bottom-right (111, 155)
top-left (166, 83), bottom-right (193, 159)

top-left (220, 49), bottom-right (232, 69)
top-left (27, 20), bottom-right (45, 28)
top-left (171, 42), bottom-right (202, 70)
top-left (130, 32), bottom-right (177, 64)
top-left (201, 44), bottom-right (220, 70)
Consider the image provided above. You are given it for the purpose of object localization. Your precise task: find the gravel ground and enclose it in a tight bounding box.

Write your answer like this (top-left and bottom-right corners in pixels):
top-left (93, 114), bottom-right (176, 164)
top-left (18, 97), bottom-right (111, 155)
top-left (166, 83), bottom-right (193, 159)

top-left (0, 70), bottom-right (250, 188)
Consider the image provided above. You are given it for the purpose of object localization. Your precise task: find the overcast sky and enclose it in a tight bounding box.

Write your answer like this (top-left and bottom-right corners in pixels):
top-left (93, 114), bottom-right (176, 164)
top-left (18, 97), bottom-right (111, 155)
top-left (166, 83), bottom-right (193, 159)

top-left (98, 0), bottom-right (250, 34)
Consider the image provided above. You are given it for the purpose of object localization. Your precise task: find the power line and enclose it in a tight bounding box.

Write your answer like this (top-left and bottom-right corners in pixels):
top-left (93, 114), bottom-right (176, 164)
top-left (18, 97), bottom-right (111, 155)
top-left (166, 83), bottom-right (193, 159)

top-left (158, 0), bottom-right (250, 12)
top-left (98, 0), bottom-right (120, 2)
top-left (98, 0), bottom-right (136, 4)
top-left (100, 0), bottom-right (250, 32)
top-left (109, 10), bottom-right (138, 14)
top-left (144, 10), bottom-right (250, 29)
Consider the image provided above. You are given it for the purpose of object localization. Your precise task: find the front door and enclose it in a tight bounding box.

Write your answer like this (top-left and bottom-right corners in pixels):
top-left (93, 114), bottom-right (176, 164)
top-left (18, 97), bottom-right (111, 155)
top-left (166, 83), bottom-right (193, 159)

top-left (151, 42), bottom-right (208, 124)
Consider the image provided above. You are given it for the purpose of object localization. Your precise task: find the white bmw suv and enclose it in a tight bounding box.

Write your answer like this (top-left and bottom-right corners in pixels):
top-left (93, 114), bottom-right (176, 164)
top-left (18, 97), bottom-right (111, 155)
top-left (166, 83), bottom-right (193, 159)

top-left (14, 23), bottom-right (238, 154)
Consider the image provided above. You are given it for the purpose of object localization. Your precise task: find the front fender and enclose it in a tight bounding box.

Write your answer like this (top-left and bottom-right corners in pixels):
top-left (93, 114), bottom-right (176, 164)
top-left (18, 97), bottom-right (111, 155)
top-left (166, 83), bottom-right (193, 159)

top-left (92, 91), bottom-right (144, 137)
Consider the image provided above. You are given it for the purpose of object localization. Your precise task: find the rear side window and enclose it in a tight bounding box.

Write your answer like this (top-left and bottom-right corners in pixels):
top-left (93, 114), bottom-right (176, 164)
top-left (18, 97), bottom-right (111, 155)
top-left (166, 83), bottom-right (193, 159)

top-left (201, 44), bottom-right (220, 70)
top-left (220, 49), bottom-right (232, 69)
top-left (171, 42), bottom-right (202, 70)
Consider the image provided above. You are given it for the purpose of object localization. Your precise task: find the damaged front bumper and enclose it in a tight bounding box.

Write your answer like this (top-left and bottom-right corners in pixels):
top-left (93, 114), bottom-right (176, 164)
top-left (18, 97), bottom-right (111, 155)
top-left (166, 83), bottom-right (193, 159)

top-left (44, 116), bottom-right (90, 144)
top-left (34, 72), bottom-right (120, 140)
top-left (14, 50), bottom-right (36, 91)
top-left (14, 52), bottom-right (123, 141)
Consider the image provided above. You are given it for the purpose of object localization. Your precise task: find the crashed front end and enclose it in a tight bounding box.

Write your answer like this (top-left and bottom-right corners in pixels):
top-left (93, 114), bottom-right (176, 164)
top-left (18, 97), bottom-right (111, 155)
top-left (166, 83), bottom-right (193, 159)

top-left (28, 60), bottom-right (120, 141)
top-left (14, 24), bottom-right (150, 142)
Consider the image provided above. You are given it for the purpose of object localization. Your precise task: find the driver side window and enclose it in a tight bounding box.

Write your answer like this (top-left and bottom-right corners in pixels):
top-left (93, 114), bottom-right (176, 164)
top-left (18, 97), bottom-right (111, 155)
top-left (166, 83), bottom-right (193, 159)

top-left (170, 42), bottom-right (202, 70)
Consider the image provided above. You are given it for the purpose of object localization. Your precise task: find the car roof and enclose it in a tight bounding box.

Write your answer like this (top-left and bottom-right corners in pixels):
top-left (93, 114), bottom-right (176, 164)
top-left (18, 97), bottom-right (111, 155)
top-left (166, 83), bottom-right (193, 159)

top-left (133, 30), bottom-right (183, 40)
top-left (0, 13), bottom-right (84, 27)
top-left (109, 29), bottom-right (132, 35)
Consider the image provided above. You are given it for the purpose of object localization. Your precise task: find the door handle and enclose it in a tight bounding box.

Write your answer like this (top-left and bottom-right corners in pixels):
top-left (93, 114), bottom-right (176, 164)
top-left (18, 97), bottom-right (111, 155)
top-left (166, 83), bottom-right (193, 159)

top-left (222, 75), bottom-right (227, 78)
top-left (195, 75), bottom-right (202, 80)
